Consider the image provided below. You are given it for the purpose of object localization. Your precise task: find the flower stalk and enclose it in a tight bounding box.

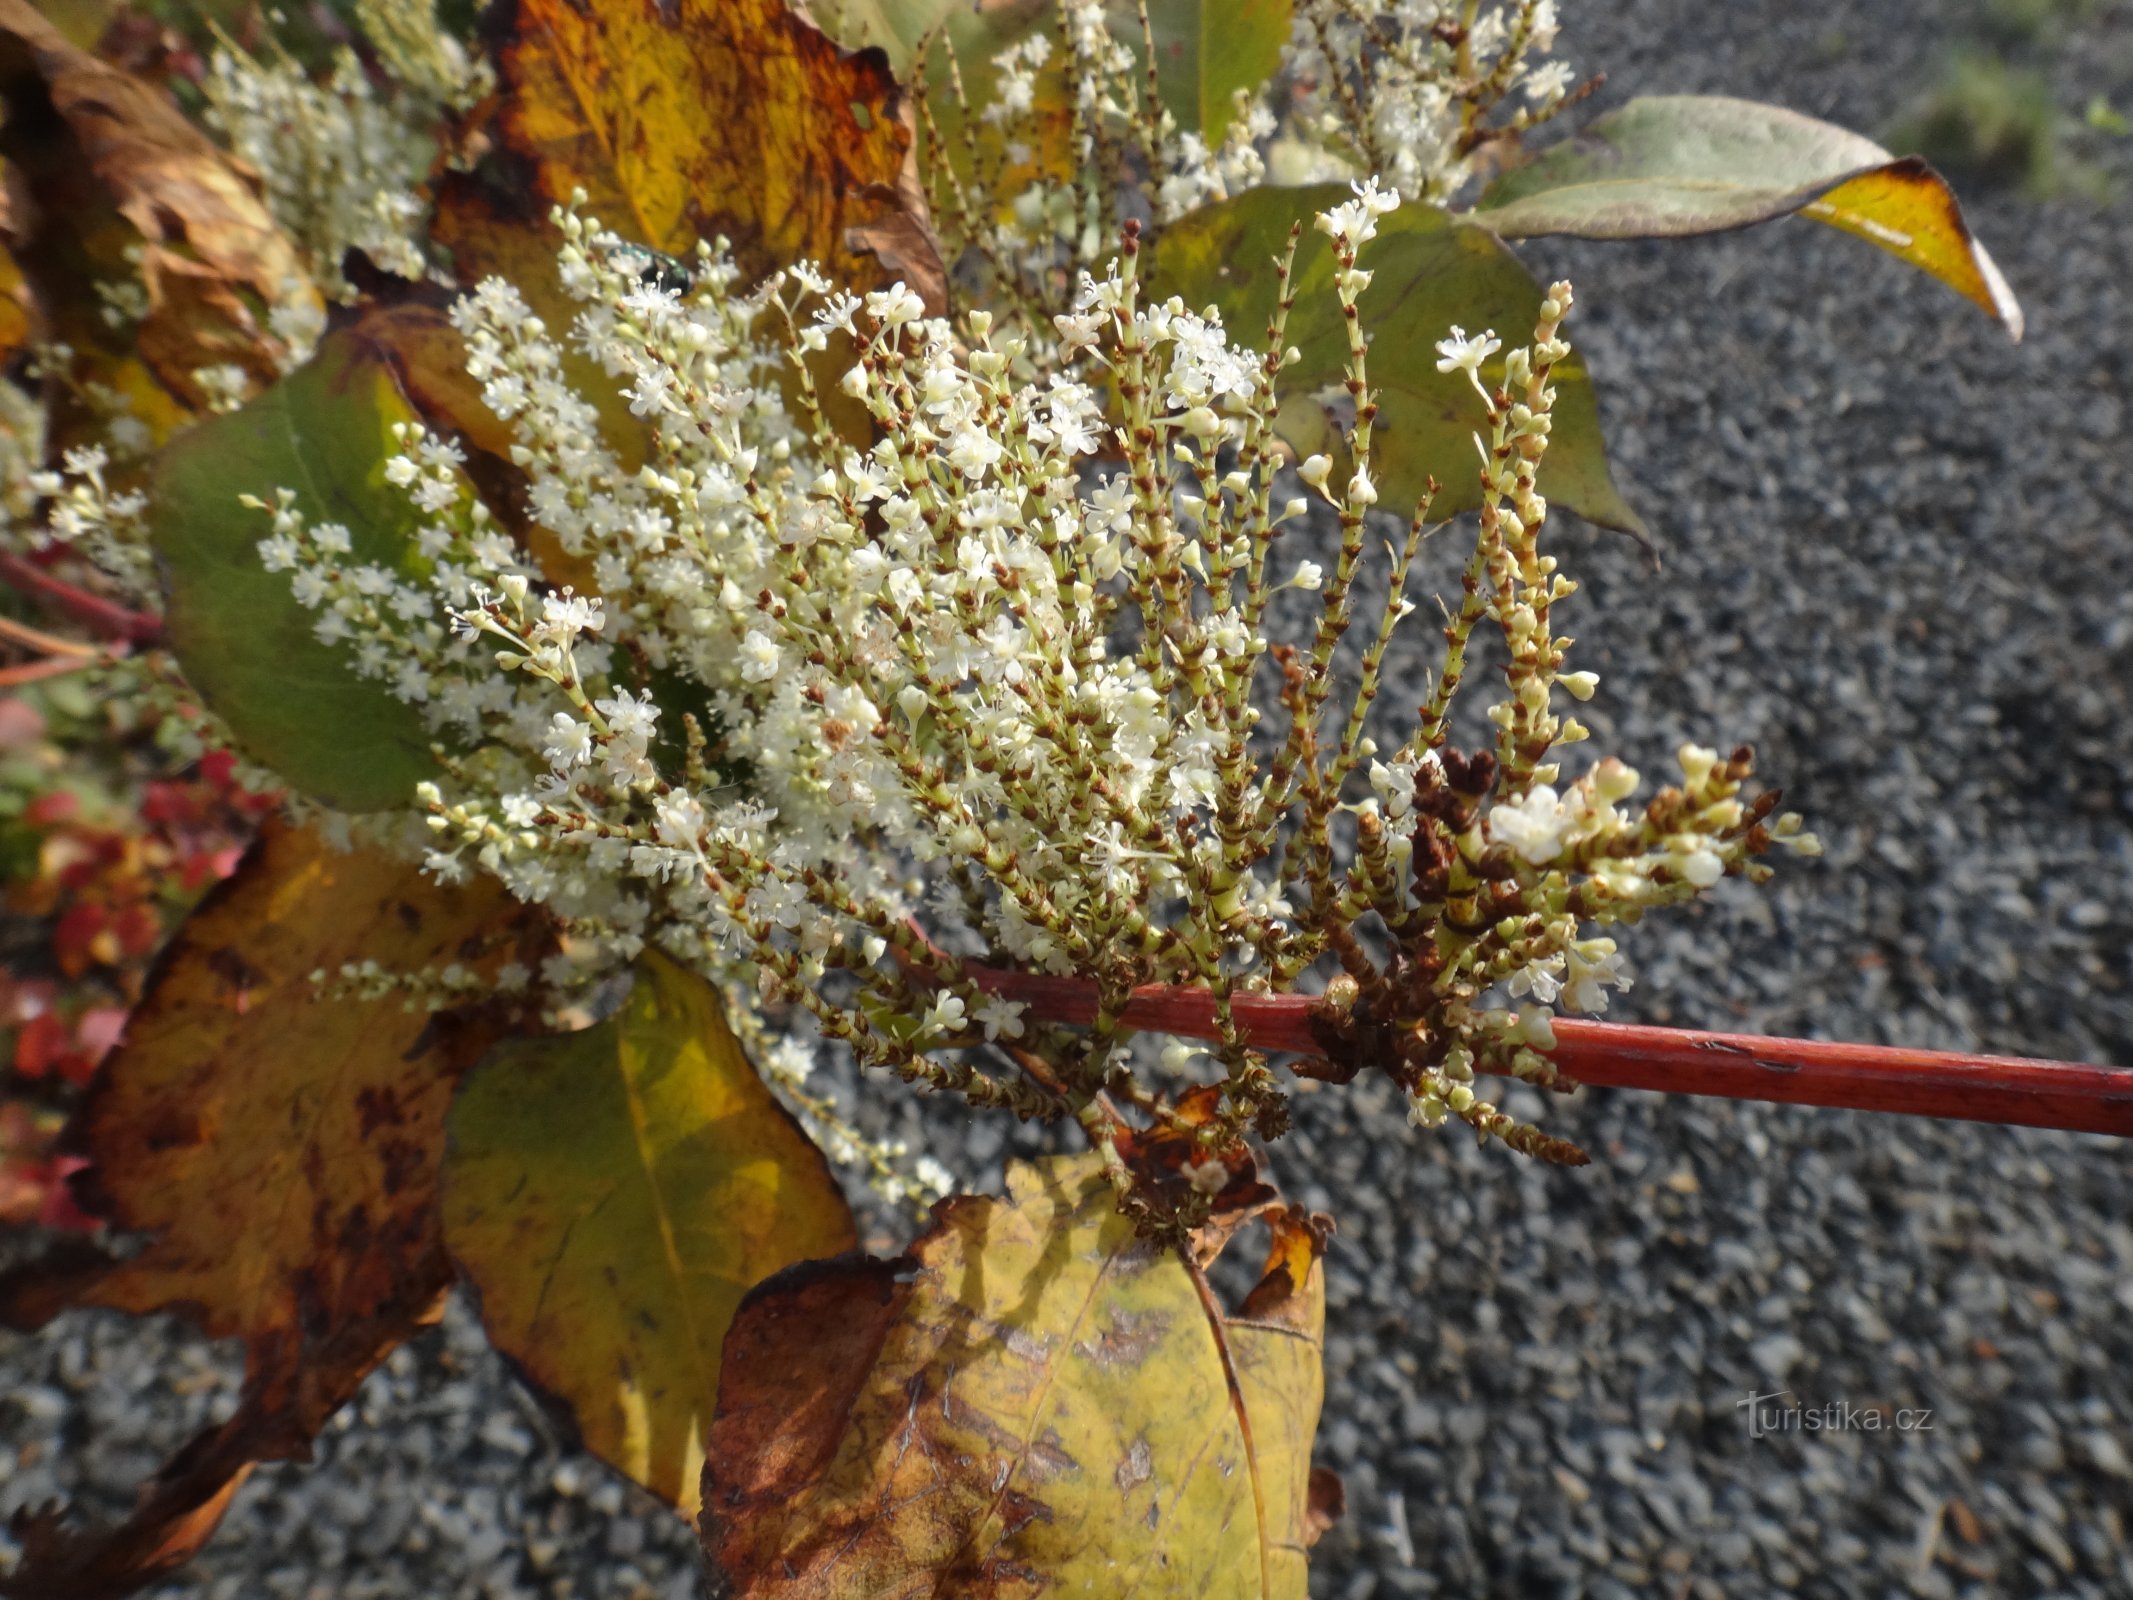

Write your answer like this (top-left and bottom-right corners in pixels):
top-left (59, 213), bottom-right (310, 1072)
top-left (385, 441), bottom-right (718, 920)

top-left (949, 960), bottom-right (2133, 1138)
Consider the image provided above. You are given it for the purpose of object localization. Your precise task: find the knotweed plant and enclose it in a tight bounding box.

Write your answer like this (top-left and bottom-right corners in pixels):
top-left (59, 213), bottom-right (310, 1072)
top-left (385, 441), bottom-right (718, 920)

top-left (918, 0), bottom-right (1585, 347)
top-left (1286, 0), bottom-right (1588, 201)
top-left (249, 182), bottom-right (1816, 1231)
top-left (0, 1), bottom-right (2055, 1588)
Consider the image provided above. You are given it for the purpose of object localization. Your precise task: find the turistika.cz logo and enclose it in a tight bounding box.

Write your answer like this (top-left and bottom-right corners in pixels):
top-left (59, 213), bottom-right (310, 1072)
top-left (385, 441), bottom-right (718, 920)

top-left (1737, 1391), bottom-right (1935, 1440)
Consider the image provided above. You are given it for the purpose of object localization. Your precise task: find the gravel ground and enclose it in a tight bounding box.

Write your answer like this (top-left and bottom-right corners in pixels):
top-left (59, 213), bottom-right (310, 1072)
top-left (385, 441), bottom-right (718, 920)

top-left (6, 1), bottom-right (2132, 1595)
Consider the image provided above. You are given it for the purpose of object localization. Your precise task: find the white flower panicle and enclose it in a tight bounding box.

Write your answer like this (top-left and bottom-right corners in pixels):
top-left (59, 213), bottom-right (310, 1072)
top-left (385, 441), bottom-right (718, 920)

top-left (1287, 0), bottom-right (1579, 202)
top-left (247, 184), bottom-right (1815, 1203)
top-left (202, 0), bottom-right (485, 300)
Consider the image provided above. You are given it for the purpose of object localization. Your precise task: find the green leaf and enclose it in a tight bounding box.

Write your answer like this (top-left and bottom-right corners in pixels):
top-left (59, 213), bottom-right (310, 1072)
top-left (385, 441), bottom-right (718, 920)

top-left (1144, 0), bottom-right (1292, 142)
top-left (1474, 95), bottom-right (2023, 339)
top-left (442, 951), bottom-right (857, 1518)
top-left (818, 0), bottom-right (959, 77)
top-left (151, 330), bottom-right (440, 812)
top-left (1153, 186), bottom-right (1646, 537)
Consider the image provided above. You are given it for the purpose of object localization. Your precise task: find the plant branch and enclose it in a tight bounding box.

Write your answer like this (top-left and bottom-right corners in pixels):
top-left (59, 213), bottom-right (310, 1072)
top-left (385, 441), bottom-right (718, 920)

top-left (0, 553), bottom-right (166, 646)
top-left (955, 963), bottom-right (2133, 1139)
top-left (0, 654), bottom-right (104, 687)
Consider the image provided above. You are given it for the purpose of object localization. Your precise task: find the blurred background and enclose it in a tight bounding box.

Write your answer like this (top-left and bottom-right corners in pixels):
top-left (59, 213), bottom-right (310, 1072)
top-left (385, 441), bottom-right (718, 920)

top-left (2, 0), bottom-right (2129, 1595)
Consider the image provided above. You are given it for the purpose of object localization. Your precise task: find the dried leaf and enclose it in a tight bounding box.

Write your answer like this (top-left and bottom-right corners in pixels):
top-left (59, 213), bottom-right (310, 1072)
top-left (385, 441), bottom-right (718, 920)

top-left (0, 0), bottom-right (316, 406)
top-left (1474, 95), bottom-right (2022, 339)
top-left (1, 1406), bottom-right (263, 1600)
top-left (1154, 187), bottom-right (1646, 538)
top-left (0, 238), bottom-right (34, 365)
top-left (439, 0), bottom-right (940, 294)
top-left (0, 818), bottom-right (538, 1598)
top-left (150, 329), bottom-right (445, 811)
top-left (0, 108), bottom-right (192, 455)
top-left (443, 950), bottom-right (856, 1518)
top-left (701, 1153), bottom-right (1328, 1597)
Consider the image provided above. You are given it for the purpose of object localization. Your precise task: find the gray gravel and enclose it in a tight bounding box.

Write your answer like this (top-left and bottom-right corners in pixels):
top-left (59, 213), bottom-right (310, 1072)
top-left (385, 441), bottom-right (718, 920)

top-left (6, 1), bottom-right (2132, 1595)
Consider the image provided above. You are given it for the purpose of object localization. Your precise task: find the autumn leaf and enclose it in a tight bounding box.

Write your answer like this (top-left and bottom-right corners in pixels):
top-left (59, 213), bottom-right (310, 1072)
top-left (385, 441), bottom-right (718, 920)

top-left (436, 0), bottom-right (942, 300)
top-left (700, 1153), bottom-right (1331, 1597)
top-left (1473, 95), bottom-right (2023, 339)
top-left (0, 238), bottom-right (33, 366)
top-left (442, 950), bottom-right (855, 1518)
top-left (1154, 186), bottom-right (1646, 538)
top-left (0, 818), bottom-right (540, 1599)
top-left (0, 0), bottom-right (316, 411)
top-left (150, 328), bottom-right (445, 812)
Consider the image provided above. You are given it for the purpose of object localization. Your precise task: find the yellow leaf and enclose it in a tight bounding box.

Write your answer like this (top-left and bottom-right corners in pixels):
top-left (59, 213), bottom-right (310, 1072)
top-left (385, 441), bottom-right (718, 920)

top-left (0, 819), bottom-right (539, 1598)
top-left (440, 0), bottom-right (941, 297)
top-left (1801, 159), bottom-right (2022, 339)
top-left (443, 950), bottom-right (856, 1518)
top-left (0, 240), bottom-right (33, 365)
top-left (702, 1154), bottom-right (1331, 1597)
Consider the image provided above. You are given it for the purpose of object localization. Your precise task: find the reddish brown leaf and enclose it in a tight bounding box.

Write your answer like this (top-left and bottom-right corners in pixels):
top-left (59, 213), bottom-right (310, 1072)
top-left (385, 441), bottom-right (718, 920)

top-left (440, 0), bottom-right (939, 291)
top-left (0, 0), bottom-right (313, 410)
top-left (0, 819), bottom-right (540, 1597)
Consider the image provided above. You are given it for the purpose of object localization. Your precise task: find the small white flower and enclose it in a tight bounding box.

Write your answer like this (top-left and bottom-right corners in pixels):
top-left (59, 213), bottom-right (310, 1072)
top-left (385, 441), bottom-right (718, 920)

top-left (738, 629), bottom-right (781, 682)
top-left (1313, 176), bottom-right (1401, 248)
top-left (1487, 785), bottom-right (1572, 865)
top-left (921, 991), bottom-right (967, 1039)
top-left (1434, 325), bottom-right (1502, 383)
top-left (973, 995), bottom-right (1027, 1041)
top-left (1676, 846), bottom-right (1725, 888)
top-left (1515, 1004), bottom-right (1558, 1050)
top-left (544, 712), bottom-right (593, 771)
top-left (1183, 1154), bottom-right (1228, 1195)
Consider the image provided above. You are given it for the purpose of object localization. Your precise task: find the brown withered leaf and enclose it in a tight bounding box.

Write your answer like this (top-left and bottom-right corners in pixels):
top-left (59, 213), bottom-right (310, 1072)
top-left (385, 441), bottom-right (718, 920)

top-left (438, 0), bottom-right (940, 296)
top-left (0, 0), bottom-right (313, 411)
top-left (0, 819), bottom-right (541, 1599)
top-left (700, 1154), bottom-right (1330, 1598)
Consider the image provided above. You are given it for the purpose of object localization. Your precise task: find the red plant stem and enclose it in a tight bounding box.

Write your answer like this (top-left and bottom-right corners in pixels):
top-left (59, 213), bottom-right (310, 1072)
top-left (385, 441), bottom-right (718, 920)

top-left (960, 965), bottom-right (2133, 1139)
top-left (0, 654), bottom-right (100, 687)
top-left (0, 553), bottom-right (165, 646)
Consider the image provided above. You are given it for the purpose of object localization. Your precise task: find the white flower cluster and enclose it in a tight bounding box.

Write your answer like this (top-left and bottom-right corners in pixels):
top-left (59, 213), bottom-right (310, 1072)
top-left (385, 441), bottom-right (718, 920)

top-left (249, 182), bottom-right (1816, 1181)
top-left (1285, 0), bottom-right (1576, 202)
top-left (354, 0), bottom-right (492, 112)
top-left (201, 0), bottom-right (477, 299)
top-left (920, 0), bottom-right (1273, 353)
top-left (23, 446), bottom-right (155, 605)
